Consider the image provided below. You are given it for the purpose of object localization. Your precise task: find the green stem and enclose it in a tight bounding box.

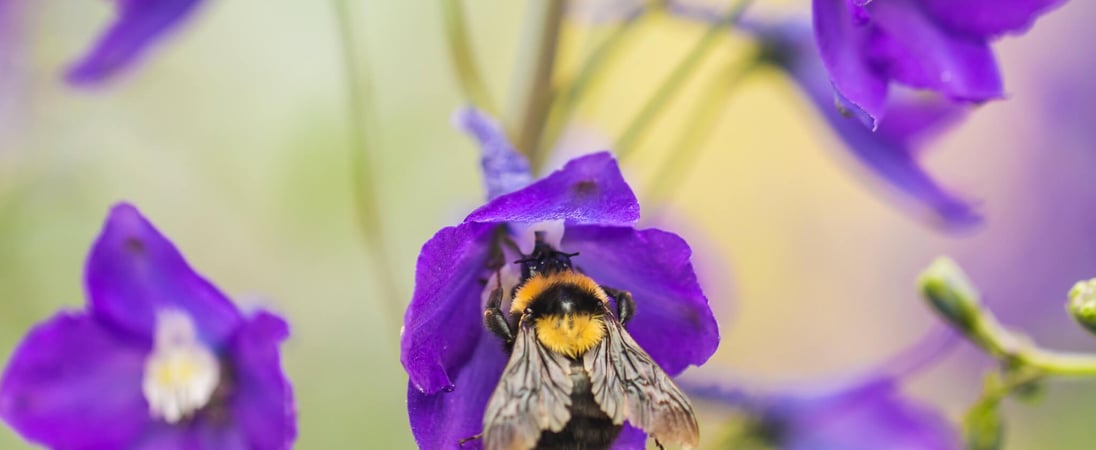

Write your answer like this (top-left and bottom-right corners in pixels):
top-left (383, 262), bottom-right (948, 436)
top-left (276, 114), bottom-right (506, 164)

top-left (537, 7), bottom-right (650, 165)
top-left (614, 0), bottom-right (754, 161)
top-left (505, 0), bottom-right (565, 172)
top-left (643, 54), bottom-right (760, 206)
top-left (441, 0), bottom-right (499, 115)
top-left (332, 0), bottom-right (405, 331)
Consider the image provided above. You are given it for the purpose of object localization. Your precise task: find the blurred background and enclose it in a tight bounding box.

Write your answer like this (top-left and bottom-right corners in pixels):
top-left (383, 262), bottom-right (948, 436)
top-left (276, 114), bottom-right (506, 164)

top-left (2, 0), bottom-right (1095, 448)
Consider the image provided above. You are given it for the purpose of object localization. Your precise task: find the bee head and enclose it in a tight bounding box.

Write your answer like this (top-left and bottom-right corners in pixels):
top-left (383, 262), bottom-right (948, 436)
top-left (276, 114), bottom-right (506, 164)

top-left (515, 231), bottom-right (578, 280)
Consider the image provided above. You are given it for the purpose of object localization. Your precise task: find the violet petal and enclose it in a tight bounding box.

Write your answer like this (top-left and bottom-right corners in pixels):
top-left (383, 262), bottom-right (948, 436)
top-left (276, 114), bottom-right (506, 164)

top-left (0, 312), bottom-right (151, 449)
top-left (785, 378), bottom-right (960, 450)
top-left (226, 310), bottom-right (296, 450)
top-left (610, 424), bottom-right (648, 449)
top-left (455, 107), bottom-right (534, 201)
top-left (406, 333), bottom-right (508, 450)
top-left (919, 0), bottom-right (1067, 38)
top-left (768, 21), bottom-right (981, 228)
top-left (66, 0), bottom-right (204, 85)
top-left (401, 222), bottom-right (498, 394)
top-left (812, 0), bottom-right (888, 128)
top-left (85, 203), bottom-right (244, 345)
top-left (562, 225), bottom-right (718, 375)
top-left (465, 152), bottom-right (640, 226)
top-left (865, 0), bottom-right (1003, 102)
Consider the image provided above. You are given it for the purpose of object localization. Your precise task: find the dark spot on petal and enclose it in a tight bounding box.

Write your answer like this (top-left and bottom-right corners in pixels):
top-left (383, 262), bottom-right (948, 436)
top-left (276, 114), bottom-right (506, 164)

top-left (573, 179), bottom-right (598, 196)
top-left (123, 237), bottom-right (145, 255)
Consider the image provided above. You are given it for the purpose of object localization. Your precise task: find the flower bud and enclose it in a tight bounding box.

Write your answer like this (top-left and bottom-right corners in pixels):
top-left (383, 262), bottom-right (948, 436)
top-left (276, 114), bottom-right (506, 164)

top-left (1067, 278), bottom-right (1096, 335)
top-left (919, 257), bottom-right (982, 333)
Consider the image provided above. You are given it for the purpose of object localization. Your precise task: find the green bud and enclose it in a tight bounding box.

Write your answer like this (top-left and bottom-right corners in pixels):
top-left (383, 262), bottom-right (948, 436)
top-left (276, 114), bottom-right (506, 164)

top-left (919, 257), bottom-right (982, 332)
top-left (1067, 278), bottom-right (1096, 336)
top-left (964, 397), bottom-right (1005, 450)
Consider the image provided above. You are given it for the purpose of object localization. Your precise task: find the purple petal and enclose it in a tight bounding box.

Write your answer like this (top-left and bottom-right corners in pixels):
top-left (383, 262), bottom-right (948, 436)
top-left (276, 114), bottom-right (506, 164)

top-left (865, 0), bottom-right (1003, 103)
top-left (920, 0), bottom-right (1067, 38)
top-left (401, 222), bottom-right (498, 394)
top-left (65, 0), bottom-right (204, 85)
top-left (763, 21), bottom-right (980, 228)
top-left (0, 312), bottom-right (151, 449)
top-left (786, 379), bottom-right (960, 450)
top-left (406, 333), bottom-right (508, 450)
top-left (812, 0), bottom-right (888, 128)
top-left (465, 152), bottom-right (640, 226)
top-left (562, 226), bottom-right (718, 376)
top-left (455, 107), bottom-right (534, 200)
top-left (226, 310), bottom-right (296, 450)
top-left (610, 424), bottom-right (648, 449)
top-left (85, 203), bottom-right (244, 345)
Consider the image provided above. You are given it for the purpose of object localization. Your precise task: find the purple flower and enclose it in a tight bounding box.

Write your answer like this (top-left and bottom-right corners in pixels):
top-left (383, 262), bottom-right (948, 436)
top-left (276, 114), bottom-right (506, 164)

top-left (744, 19), bottom-right (978, 228)
top-left (813, 0), bottom-right (1066, 129)
top-left (0, 204), bottom-right (296, 449)
top-left (689, 331), bottom-right (960, 450)
top-left (66, 0), bottom-right (205, 85)
top-left (401, 108), bottom-right (719, 449)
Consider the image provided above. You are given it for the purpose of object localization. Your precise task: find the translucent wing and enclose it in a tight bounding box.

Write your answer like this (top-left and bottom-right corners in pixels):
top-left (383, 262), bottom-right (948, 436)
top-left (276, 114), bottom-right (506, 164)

top-left (483, 316), bottom-right (575, 450)
top-left (583, 306), bottom-right (700, 449)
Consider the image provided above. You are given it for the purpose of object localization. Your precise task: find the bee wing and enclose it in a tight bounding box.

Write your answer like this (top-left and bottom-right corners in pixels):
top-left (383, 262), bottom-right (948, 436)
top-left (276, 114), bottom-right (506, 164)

top-left (483, 317), bottom-right (575, 450)
top-left (583, 309), bottom-right (700, 449)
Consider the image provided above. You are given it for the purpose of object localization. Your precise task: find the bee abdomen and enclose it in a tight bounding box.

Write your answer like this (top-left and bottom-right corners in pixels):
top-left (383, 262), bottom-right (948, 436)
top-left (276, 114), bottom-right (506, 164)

top-left (534, 359), bottom-right (622, 450)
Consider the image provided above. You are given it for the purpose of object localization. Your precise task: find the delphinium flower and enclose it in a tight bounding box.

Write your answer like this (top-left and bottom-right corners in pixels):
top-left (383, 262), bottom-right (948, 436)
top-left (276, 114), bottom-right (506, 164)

top-left (401, 107), bottom-right (719, 449)
top-left (749, 19), bottom-right (979, 228)
top-left (812, 0), bottom-right (1067, 129)
top-left (0, 203), bottom-right (296, 449)
top-left (688, 332), bottom-right (959, 450)
top-left (66, 0), bottom-right (206, 84)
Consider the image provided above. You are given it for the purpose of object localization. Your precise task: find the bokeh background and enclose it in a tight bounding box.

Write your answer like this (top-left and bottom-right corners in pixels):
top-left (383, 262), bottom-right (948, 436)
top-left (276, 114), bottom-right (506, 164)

top-left (2, 0), bottom-right (1095, 448)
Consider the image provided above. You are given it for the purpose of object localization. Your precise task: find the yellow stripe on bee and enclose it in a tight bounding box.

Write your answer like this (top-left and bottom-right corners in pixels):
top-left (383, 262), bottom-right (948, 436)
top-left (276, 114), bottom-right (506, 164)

top-left (534, 314), bottom-right (606, 358)
top-left (510, 272), bottom-right (609, 315)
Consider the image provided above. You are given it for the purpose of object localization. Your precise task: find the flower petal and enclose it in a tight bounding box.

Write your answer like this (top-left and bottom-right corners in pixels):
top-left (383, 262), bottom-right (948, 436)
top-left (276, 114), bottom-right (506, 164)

top-left (812, 0), bottom-right (888, 128)
top-left (0, 312), bottom-right (151, 449)
top-left (226, 310), bottom-right (296, 450)
top-left (561, 226), bottom-right (718, 376)
top-left (85, 203), bottom-right (244, 345)
top-left (401, 222), bottom-right (499, 394)
top-left (65, 0), bottom-right (204, 85)
top-left (763, 21), bottom-right (980, 228)
top-left (919, 0), bottom-right (1066, 38)
top-left (407, 332), bottom-right (508, 450)
top-left (787, 379), bottom-right (960, 450)
top-left (610, 424), bottom-right (648, 449)
top-left (455, 107), bottom-right (534, 200)
top-left (465, 152), bottom-right (640, 226)
top-left (865, 0), bottom-right (1003, 102)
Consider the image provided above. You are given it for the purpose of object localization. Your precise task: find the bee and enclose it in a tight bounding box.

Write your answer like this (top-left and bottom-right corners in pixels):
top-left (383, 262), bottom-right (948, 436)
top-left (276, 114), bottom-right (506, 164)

top-left (472, 232), bottom-right (700, 450)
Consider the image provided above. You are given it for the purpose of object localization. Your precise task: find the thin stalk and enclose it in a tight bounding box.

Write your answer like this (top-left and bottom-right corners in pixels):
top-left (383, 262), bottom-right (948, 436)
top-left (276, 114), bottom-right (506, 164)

top-left (614, 0), bottom-right (754, 160)
top-left (643, 55), bottom-right (759, 205)
top-left (331, 0), bottom-right (405, 331)
top-left (505, 0), bottom-right (565, 172)
top-left (441, 0), bottom-right (499, 115)
top-left (537, 6), bottom-right (650, 165)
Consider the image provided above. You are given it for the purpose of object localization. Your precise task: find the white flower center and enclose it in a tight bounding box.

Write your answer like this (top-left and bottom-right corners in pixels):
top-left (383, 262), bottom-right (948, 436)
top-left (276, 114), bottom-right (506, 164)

top-left (142, 310), bottom-right (221, 424)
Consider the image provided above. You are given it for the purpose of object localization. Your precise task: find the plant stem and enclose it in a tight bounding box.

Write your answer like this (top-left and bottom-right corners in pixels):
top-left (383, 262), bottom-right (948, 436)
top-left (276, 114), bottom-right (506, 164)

top-left (643, 54), bottom-right (759, 206)
top-left (538, 6), bottom-right (650, 164)
top-left (614, 0), bottom-right (754, 161)
top-left (505, 0), bottom-right (565, 173)
top-left (332, 0), bottom-right (405, 332)
top-left (441, 0), bottom-right (499, 115)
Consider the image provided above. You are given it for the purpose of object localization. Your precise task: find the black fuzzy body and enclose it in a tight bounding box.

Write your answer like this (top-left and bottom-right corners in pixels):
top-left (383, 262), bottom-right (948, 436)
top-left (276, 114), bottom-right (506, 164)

top-left (534, 358), bottom-right (622, 450)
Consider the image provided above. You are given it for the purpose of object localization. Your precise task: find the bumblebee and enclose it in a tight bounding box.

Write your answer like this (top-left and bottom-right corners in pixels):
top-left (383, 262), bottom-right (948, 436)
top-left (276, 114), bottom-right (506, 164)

top-left (474, 232), bottom-right (699, 450)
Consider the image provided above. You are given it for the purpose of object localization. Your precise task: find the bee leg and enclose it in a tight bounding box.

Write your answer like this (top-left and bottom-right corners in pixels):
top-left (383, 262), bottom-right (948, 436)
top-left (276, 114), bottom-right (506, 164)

top-left (654, 438), bottom-right (665, 450)
top-left (603, 286), bottom-right (636, 326)
top-left (484, 275), bottom-right (515, 342)
top-left (458, 433), bottom-right (482, 447)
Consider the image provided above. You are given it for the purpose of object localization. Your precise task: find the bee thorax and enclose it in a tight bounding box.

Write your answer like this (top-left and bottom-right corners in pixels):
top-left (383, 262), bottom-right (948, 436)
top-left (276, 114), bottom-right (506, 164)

top-left (534, 313), bottom-right (605, 358)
